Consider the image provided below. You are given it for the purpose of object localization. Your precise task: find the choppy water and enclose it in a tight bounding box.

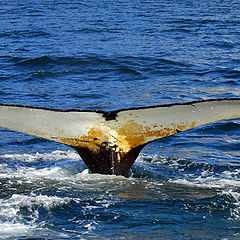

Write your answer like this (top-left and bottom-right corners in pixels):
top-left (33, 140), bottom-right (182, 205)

top-left (1, 0), bottom-right (240, 239)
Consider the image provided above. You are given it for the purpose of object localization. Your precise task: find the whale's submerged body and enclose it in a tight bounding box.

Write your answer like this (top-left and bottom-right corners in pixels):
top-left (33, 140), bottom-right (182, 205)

top-left (1, 98), bottom-right (240, 176)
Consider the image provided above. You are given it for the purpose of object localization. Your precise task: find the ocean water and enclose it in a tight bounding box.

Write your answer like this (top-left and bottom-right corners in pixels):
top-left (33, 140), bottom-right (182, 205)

top-left (1, 0), bottom-right (240, 239)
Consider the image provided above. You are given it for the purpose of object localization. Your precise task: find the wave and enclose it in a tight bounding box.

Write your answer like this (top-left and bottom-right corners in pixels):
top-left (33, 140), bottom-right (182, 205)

top-left (3, 55), bottom-right (239, 96)
top-left (1, 150), bottom-right (239, 189)
top-left (1, 150), bottom-right (240, 238)
top-left (5, 54), bottom-right (190, 73)
top-left (0, 30), bottom-right (50, 39)
top-left (0, 193), bottom-right (71, 239)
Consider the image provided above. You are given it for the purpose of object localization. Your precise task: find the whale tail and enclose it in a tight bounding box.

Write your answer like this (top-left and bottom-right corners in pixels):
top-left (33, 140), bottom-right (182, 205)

top-left (1, 98), bottom-right (240, 176)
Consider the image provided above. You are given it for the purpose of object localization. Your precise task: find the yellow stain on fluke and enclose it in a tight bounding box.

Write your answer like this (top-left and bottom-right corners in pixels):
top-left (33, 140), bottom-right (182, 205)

top-left (56, 126), bottom-right (109, 152)
top-left (56, 119), bottom-right (197, 161)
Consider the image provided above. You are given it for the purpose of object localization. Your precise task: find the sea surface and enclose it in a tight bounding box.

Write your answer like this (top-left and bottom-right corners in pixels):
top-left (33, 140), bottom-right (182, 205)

top-left (1, 0), bottom-right (240, 239)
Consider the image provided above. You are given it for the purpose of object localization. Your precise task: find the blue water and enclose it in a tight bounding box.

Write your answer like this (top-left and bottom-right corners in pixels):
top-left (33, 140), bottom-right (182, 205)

top-left (1, 0), bottom-right (240, 239)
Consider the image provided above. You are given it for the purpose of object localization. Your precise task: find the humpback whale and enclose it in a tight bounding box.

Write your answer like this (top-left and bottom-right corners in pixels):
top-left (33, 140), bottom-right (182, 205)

top-left (1, 98), bottom-right (240, 177)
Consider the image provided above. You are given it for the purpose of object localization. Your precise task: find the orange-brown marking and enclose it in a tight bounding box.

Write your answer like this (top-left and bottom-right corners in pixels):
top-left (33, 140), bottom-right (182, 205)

top-left (115, 120), bottom-right (197, 151)
top-left (55, 120), bottom-right (197, 159)
top-left (56, 126), bottom-right (109, 152)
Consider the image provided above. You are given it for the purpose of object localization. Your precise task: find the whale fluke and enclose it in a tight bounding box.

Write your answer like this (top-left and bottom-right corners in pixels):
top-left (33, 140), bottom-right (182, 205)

top-left (1, 98), bottom-right (240, 176)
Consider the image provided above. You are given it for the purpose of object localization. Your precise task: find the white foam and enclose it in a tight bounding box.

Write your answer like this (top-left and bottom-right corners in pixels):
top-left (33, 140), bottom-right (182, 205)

top-left (84, 222), bottom-right (97, 231)
top-left (222, 190), bottom-right (240, 220)
top-left (0, 194), bottom-right (70, 220)
top-left (0, 194), bottom-right (71, 238)
top-left (170, 172), bottom-right (240, 189)
top-left (0, 149), bottom-right (127, 185)
top-left (0, 222), bottom-right (34, 238)
top-left (0, 150), bottom-right (86, 181)
top-left (0, 165), bottom-right (68, 181)
top-left (7, 194), bottom-right (70, 210)
top-left (1, 150), bottom-right (80, 162)
top-left (222, 189), bottom-right (240, 202)
top-left (2, 150), bottom-right (240, 189)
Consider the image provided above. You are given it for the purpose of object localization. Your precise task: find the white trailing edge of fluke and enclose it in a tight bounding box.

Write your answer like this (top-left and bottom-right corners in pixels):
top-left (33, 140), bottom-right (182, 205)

top-left (1, 98), bottom-right (240, 176)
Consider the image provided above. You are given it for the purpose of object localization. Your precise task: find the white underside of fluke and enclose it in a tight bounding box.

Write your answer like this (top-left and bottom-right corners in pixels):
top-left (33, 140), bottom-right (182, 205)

top-left (1, 99), bottom-right (240, 155)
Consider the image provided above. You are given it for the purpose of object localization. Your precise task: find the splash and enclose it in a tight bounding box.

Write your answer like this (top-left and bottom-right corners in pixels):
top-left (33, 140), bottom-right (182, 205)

top-left (0, 194), bottom-right (70, 239)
